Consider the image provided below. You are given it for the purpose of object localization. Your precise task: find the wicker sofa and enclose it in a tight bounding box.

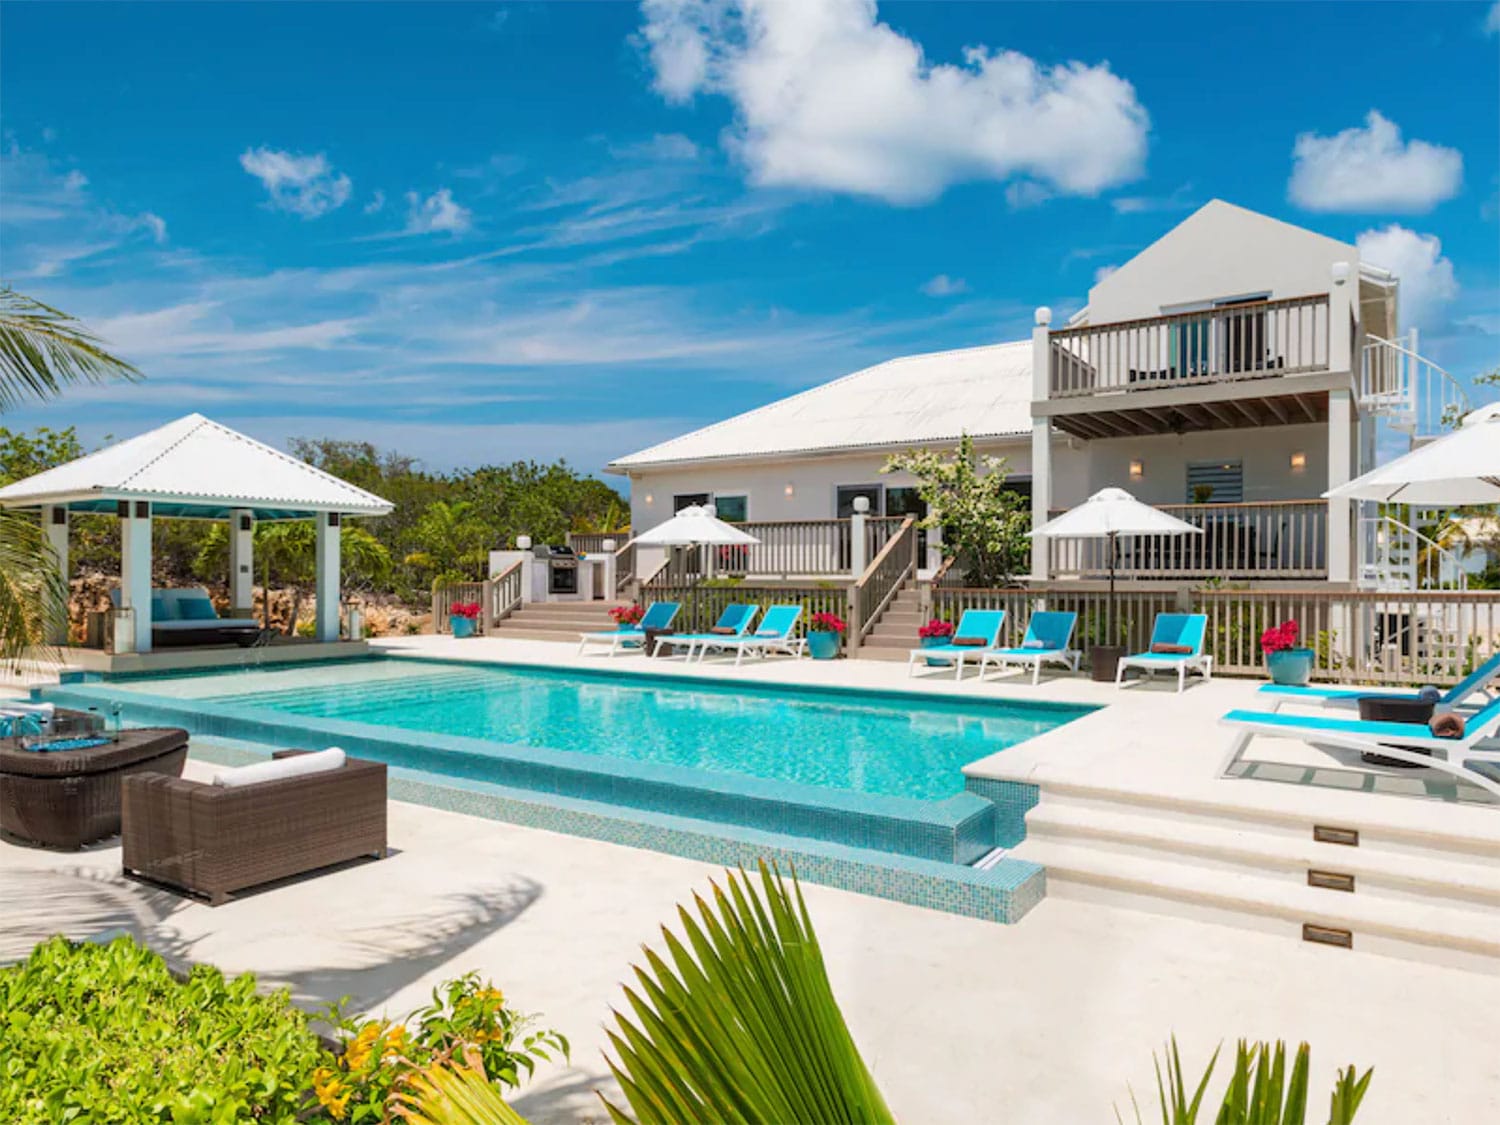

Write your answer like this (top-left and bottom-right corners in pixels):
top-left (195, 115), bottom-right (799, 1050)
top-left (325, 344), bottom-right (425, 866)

top-left (110, 586), bottom-right (263, 648)
top-left (122, 750), bottom-right (387, 905)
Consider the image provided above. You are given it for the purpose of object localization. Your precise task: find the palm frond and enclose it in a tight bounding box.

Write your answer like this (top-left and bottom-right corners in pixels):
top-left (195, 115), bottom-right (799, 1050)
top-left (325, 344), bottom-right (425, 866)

top-left (0, 285), bottom-right (141, 410)
top-left (390, 1052), bottom-right (532, 1124)
top-left (0, 509), bottom-right (68, 670)
top-left (599, 860), bottom-right (893, 1125)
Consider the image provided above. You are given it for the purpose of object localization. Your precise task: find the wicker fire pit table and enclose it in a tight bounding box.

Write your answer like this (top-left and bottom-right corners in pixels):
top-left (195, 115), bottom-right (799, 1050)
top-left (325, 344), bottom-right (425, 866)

top-left (0, 726), bottom-right (189, 849)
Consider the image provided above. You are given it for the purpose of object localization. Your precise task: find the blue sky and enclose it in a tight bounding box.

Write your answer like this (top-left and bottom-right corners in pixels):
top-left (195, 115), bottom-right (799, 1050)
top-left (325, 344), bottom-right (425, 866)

top-left (2, 0), bottom-right (1497, 475)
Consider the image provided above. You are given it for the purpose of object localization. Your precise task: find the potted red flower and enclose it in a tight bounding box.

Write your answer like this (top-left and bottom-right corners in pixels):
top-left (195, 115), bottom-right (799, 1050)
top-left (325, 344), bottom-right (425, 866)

top-left (807, 612), bottom-right (846, 660)
top-left (609, 604), bottom-right (645, 630)
top-left (1261, 619), bottom-right (1314, 686)
top-left (449, 601), bottom-right (481, 639)
top-left (918, 618), bottom-right (955, 666)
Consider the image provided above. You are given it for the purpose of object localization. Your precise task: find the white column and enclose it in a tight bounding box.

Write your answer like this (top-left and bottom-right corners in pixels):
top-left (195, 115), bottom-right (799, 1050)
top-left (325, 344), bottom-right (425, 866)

top-left (849, 496), bottom-right (869, 576)
top-left (119, 501), bottom-right (153, 652)
top-left (315, 512), bottom-right (341, 642)
top-left (1030, 306), bottom-right (1054, 581)
top-left (43, 505), bottom-right (69, 644)
top-left (229, 508), bottom-right (254, 616)
top-left (1327, 388), bottom-right (1354, 583)
top-left (1328, 261), bottom-right (1354, 377)
top-left (926, 525), bottom-right (944, 571)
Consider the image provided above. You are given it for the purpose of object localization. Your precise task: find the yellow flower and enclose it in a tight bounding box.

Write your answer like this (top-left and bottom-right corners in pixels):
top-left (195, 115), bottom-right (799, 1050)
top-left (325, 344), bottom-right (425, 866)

top-left (476, 987), bottom-right (505, 1004)
top-left (381, 1024), bottom-right (407, 1061)
top-left (327, 1091), bottom-right (351, 1120)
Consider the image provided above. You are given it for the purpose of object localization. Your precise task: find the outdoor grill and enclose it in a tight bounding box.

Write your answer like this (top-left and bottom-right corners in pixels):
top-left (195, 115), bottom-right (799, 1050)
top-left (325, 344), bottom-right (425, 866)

top-left (532, 544), bottom-right (579, 595)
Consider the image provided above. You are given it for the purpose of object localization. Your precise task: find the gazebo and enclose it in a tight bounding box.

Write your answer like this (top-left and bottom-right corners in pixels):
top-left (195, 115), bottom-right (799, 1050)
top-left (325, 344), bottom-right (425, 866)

top-left (0, 413), bottom-right (393, 654)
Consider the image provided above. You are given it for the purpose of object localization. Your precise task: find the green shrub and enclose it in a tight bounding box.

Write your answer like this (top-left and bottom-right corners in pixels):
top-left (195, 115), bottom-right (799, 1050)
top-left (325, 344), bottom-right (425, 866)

top-left (0, 935), bottom-right (327, 1123)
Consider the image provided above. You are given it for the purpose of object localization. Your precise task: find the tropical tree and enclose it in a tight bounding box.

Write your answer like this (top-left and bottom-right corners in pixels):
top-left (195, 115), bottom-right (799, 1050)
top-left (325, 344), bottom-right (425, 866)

top-left (883, 433), bottom-right (1031, 586)
top-left (405, 500), bottom-right (493, 586)
top-left (0, 288), bottom-right (140, 668)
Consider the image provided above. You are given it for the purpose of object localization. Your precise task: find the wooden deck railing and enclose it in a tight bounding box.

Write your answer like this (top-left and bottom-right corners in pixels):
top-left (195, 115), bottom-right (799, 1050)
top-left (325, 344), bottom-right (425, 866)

top-left (928, 584), bottom-right (1500, 686)
top-left (431, 580), bottom-right (487, 634)
top-left (657, 517), bottom-right (904, 578)
top-left (851, 517), bottom-right (917, 653)
top-left (1049, 294), bottom-right (1330, 398)
top-left (1048, 500), bottom-right (1327, 579)
top-left (637, 582), bottom-right (851, 636)
top-left (486, 562), bottom-right (524, 629)
top-left (566, 531), bottom-right (629, 555)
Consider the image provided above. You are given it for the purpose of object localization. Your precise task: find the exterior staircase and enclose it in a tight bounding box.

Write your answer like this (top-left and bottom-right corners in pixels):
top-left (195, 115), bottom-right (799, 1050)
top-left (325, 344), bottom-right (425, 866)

top-left (855, 580), bottom-right (922, 662)
top-left (1008, 781), bottom-right (1500, 968)
top-left (485, 600), bottom-right (617, 644)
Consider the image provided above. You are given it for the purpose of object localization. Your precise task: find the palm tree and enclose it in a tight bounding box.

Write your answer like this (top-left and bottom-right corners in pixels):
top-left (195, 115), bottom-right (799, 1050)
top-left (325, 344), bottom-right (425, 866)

top-left (0, 286), bottom-right (141, 668)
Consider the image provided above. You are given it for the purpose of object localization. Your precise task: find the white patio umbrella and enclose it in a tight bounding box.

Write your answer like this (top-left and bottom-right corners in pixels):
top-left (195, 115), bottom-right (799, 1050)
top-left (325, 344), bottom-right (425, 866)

top-left (1028, 487), bottom-right (1202, 640)
top-left (632, 503), bottom-right (761, 593)
top-left (631, 504), bottom-right (760, 547)
top-left (1324, 403), bottom-right (1500, 505)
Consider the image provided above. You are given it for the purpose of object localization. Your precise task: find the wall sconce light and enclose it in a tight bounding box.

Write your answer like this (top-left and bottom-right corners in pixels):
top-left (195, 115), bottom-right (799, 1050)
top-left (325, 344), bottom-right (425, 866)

top-left (643, 493), bottom-right (654, 505)
top-left (784, 483), bottom-right (795, 497)
top-left (1129, 459), bottom-right (1144, 480)
top-left (1290, 451), bottom-right (1307, 473)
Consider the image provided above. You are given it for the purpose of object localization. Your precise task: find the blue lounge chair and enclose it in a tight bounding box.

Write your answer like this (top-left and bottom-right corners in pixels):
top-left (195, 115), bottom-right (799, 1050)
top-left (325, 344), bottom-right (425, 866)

top-left (1218, 696), bottom-right (1500, 801)
top-left (906, 609), bottom-right (1007, 681)
top-left (653, 604), bottom-right (760, 659)
top-left (1116, 613), bottom-right (1211, 693)
top-left (1257, 651), bottom-right (1500, 713)
top-left (696, 604), bottom-right (805, 666)
top-left (577, 601), bottom-right (681, 656)
top-left (978, 611), bottom-right (1081, 685)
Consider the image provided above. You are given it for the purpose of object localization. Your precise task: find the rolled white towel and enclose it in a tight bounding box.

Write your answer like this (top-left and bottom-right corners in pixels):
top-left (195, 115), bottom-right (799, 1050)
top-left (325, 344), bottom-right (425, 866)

top-left (211, 747), bottom-right (347, 789)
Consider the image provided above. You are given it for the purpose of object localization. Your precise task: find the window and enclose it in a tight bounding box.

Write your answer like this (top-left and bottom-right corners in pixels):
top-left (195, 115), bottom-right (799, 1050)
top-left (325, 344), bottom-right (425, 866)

top-left (1186, 460), bottom-right (1243, 504)
top-left (885, 486), bottom-right (927, 557)
top-left (713, 494), bottom-right (748, 523)
top-left (672, 492), bottom-right (710, 513)
top-left (835, 485), bottom-right (883, 517)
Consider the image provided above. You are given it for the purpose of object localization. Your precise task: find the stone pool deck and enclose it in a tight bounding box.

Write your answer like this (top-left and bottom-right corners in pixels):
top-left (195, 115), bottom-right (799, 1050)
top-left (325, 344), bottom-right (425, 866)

top-left (0, 750), bottom-right (1494, 1124)
top-left (5, 636), bottom-right (1499, 1121)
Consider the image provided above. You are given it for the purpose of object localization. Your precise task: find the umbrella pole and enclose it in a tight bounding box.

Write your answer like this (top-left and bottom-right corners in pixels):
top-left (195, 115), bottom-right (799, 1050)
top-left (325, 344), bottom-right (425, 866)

top-left (1108, 532), bottom-right (1117, 644)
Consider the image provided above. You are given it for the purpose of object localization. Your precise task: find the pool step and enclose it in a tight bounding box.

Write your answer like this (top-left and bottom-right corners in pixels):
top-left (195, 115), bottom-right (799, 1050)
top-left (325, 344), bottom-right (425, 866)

top-left (1011, 784), bottom-right (1500, 967)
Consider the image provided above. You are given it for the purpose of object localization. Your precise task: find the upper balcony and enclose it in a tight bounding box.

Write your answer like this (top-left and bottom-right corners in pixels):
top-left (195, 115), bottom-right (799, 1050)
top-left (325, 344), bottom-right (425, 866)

top-left (1036, 294), bottom-right (1349, 439)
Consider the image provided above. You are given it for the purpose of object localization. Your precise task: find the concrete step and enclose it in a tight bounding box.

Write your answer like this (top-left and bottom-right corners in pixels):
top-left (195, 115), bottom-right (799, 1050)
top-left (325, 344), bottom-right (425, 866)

top-left (1021, 801), bottom-right (1500, 913)
top-left (503, 609), bottom-right (617, 628)
top-left (1016, 839), bottom-right (1500, 969)
top-left (487, 626), bottom-right (597, 643)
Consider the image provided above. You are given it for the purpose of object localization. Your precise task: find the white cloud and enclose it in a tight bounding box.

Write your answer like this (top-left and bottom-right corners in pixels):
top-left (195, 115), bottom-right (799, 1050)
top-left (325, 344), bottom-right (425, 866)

top-left (612, 133), bottom-right (700, 162)
top-left (138, 212), bottom-right (168, 243)
top-left (238, 146), bottom-right (353, 218)
top-left (1093, 264), bottom-right (1118, 285)
top-left (1110, 183), bottom-right (1194, 214)
top-left (404, 188), bottom-right (472, 234)
top-left (920, 274), bottom-right (968, 297)
top-left (638, 0), bottom-right (1149, 205)
top-left (1487, 3), bottom-right (1500, 34)
top-left (1004, 181), bottom-right (1050, 210)
top-left (363, 190), bottom-right (386, 215)
top-left (1288, 111), bottom-right (1462, 213)
top-left (1356, 225), bottom-right (1458, 328)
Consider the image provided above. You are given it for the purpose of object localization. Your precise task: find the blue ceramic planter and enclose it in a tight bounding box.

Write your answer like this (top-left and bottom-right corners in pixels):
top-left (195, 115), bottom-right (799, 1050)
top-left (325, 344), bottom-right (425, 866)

top-left (807, 630), bottom-right (841, 660)
top-left (920, 633), bottom-right (952, 667)
top-left (450, 615), bottom-right (477, 639)
top-left (1266, 647), bottom-right (1314, 686)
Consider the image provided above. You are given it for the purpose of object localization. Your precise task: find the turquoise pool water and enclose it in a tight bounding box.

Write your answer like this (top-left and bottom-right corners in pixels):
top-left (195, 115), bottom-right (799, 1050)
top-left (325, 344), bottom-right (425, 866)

top-left (149, 660), bottom-right (1092, 800)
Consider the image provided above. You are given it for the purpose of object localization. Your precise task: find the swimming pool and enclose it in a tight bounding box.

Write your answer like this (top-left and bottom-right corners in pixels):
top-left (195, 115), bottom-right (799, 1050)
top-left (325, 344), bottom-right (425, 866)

top-left (158, 660), bottom-right (1085, 801)
top-left (42, 656), bottom-right (1092, 923)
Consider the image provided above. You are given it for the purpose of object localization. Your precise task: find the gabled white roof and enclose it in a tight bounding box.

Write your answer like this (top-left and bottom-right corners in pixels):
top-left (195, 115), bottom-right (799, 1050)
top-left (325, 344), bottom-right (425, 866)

top-left (609, 340), bottom-right (1033, 471)
top-left (0, 413), bottom-right (393, 518)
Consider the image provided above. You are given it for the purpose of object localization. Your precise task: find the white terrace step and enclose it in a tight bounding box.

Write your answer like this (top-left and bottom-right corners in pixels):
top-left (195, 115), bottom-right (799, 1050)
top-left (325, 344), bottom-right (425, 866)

top-left (1022, 801), bottom-right (1500, 914)
top-left (1017, 839), bottom-right (1500, 969)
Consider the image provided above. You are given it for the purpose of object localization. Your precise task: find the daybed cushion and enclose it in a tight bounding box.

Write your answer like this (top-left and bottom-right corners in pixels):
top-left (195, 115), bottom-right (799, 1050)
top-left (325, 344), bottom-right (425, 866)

top-left (176, 597), bottom-right (220, 621)
top-left (212, 747), bottom-right (346, 788)
top-left (152, 618), bottom-right (261, 632)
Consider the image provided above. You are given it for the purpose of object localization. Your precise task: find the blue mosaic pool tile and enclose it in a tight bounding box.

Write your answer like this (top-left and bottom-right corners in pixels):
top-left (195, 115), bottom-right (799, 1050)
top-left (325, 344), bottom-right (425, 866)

top-left (186, 735), bottom-right (1046, 925)
top-left (964, 776), bottom-right (1040, 847)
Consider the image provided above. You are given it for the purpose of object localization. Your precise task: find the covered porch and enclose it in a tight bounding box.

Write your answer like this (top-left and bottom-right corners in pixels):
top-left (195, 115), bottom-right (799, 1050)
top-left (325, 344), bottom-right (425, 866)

top-left (0, 413), bottom-right (393, 667)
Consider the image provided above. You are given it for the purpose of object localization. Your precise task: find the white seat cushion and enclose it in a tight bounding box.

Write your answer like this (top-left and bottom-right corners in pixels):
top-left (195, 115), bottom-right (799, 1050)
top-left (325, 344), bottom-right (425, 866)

top-left (211, 747), bottom-right (346, 788)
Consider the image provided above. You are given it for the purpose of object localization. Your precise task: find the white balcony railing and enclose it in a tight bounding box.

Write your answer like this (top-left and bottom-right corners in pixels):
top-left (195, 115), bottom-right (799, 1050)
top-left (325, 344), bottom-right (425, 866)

top-left (1048, 500), bottom-right (1328, 579)
top-left (1049, 295), bottom-right (1331, 398)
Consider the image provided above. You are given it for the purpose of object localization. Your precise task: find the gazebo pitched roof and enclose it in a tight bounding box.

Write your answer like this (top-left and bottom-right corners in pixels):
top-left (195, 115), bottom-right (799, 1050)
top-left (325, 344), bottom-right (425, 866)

top-left (0, 413), bottom-right (393, 520)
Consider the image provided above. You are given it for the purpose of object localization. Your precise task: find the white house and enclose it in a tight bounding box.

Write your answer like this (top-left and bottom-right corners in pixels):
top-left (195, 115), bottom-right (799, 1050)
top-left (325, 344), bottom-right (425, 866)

top-left (607, 201), bottom-right (1464, 589)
